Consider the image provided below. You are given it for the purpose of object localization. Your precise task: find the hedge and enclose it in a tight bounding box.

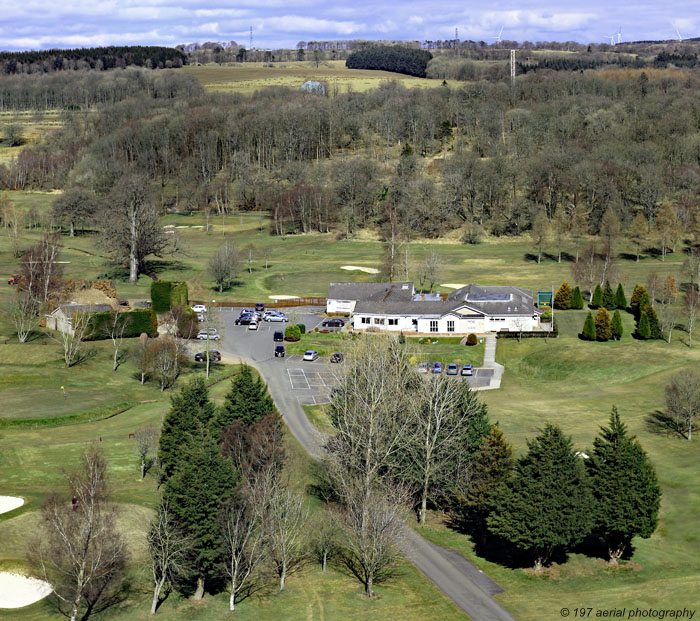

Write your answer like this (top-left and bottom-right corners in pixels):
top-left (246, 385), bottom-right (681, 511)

top-left (151, 281), bottom-right (188, 313)
top-left (85, 309), bottom-right (158, 340)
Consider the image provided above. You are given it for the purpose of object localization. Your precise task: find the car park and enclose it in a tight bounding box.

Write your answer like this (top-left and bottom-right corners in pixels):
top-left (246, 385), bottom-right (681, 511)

top-left (461, 364), bottom-right (474, 376)
top-left (446, 363), bottom-right (459, 375)
top-left (274, 345), bottom-right (286, 357)
top-left (303, 350), bottom-right (319, 361)
top-left (330, 352), bottom-right (343, 363)
top-left (197, 331), bottom-right (220, 340)
top-left (322, 318), bottom-right (345, 328)
top-left (273, 331), bottom-right (284, 342)
top-left (248, 320), bottom-right (259, 331)
top-left (432, 362), bottom-right (444, 374)
top-left (192, 304), bottom-right (207, 313)
top-left (194, 350), bottom-right (221, 362)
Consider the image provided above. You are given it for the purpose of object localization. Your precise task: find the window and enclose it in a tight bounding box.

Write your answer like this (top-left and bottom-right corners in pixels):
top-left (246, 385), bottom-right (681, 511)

top-left (447, 320), bottom-right (455, 333)
top-left (374, 318), bottom-right (384, 325)
top-left (360, 317), bottom-right (370, 324)
top-left (388, 318), bottom-right (398, 326)
top-left (430, 320), bottom-right (438, 333)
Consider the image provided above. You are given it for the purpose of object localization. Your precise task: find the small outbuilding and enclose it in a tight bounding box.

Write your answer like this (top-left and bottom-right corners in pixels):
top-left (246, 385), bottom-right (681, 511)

top-left (46, 303), bottom-right (112, 336)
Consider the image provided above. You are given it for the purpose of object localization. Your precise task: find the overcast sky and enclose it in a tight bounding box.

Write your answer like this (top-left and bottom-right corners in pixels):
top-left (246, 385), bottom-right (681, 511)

top-left (0, 0), bottom-right (697, 51)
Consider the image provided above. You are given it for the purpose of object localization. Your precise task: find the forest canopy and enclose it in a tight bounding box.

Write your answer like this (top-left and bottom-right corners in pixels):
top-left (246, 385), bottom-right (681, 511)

top-left (346, 45), bottom-right (433, 77)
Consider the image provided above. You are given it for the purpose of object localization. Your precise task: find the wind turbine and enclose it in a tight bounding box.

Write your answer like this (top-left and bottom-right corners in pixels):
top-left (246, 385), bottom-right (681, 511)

top-left (608, 33), bottom-right (616, 45)
top-left (493, 25), bottom-right (504, 44)
top-left (675, 26), bottom-right (685, 41)
top-left (616, 26), bottom-right (622, 44)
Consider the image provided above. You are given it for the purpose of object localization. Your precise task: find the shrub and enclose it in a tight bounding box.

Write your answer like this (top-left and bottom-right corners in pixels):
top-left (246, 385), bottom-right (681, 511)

top-left (466, 333), bottom-right (478, 346)
top-left (636, 311), bottom-right (651, 340)
top-left (85, 309), bottom-right (158, 340)
top-left (571, 286), bottom-right (584, 310)
top-left (581, 311), bottom-right (596, 341)
top-left (150, 281), bottom-right (189, 313)
top-left (591, 284), bottom-right (603, 308)
top-left (612, 310), bottom-right (623, 340)
top-left (602, 281), bottom-right (616, 310)
top-left (554, 281), bottom-right (572, 310)
top-left (614, 283), bottom-right (627, 310)
top-left (540, 309), bottom-right (552, 322)
top-left (398, 332), bottom-right (406, 344)
top-left (630, 285), bottom-right (648, 319)
top-left (285, 324), bottom-right (301, 342)
top-left (646, 305), bottom-right (662, 340)
top-left (595, 307), bottom-right (612, 341)
top-left (297, 323), bottom-right (306, 334)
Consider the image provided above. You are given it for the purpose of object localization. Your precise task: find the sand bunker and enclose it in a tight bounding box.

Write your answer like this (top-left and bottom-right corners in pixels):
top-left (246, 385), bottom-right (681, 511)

top-left (440, 283), bottom-right (467, 289)
top-left (0, 573), bottom-right (52, 608)
top-left (0, 496), bottom-right (24, 515)
top-left (340, 265), bottom-right (380, 274)
top-left (268, 295), bottom-right (300, 300)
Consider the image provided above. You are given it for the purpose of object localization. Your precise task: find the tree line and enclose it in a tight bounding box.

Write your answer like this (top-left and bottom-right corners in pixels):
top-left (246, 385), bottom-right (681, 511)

top-left (346, 46), bottom-right (433, 78)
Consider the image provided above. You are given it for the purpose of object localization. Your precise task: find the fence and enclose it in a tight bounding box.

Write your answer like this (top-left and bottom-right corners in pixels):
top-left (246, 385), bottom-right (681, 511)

top-left (190, 297), bottom-right (326, 309)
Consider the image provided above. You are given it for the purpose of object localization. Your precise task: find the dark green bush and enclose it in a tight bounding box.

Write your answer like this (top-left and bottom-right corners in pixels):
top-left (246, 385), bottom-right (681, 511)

top-left (150, 281), bottom-right (189, 313)
top-left (297, 323), bottom-right (306, 334)
top-left (285, 325), bottom-right (301, 342)
top-left (85, 309), bottom-right (157, 340)
top-left (466, 333), bottom-right (478, 346)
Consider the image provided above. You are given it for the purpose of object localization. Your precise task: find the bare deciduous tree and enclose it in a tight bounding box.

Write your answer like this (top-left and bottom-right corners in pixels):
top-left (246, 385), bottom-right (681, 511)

top-left (309, 509), bottom-right (341, 573)
top-left (529, 209), bottom-right (549, 264)
top-left (9, 290), bottom-right (38, 343)
top-left (21, 233), bottom-right (64, 304)
top-left (420, 249), bottom-right (442, 292)
top-left (55, 311), bottom-right (93, 368)
top-left (208, 241), bottom-right (239, 292)
top-left (219, 497), bottom-right (267, 612)
top-left (684, 286), bottom-right (699, 348)
top-left (141, 335), bottom-right (185, 390)
top-left (665, 371), bottom-right (700, 440)
top-left (103, 311), bottom-right (132, 371)
top-left (1, 194), bottom-right (24, 257)
top-left (27, 448), bottom-right (127, 621)
top-left (135, 425), bottom-right (158, 479)
top-left (147, 501), bottom-right (192, 615)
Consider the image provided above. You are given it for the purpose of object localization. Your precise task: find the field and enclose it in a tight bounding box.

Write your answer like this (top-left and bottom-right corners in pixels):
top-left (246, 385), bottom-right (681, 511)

top-left (181, 60), bottom-right (443, 94)
top-left (1, 186), bottom-right (699, 619)
top-left (0, 111), bottom-right (64, 166)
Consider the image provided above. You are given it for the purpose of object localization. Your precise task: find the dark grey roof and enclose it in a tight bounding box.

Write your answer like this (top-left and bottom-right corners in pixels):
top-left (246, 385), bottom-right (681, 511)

top-left (56, 303), bottom-right (113, 317)
top-left (446, 284), bottom-right (537, 316)
top-left (328, 282), bottom-right (413, 302)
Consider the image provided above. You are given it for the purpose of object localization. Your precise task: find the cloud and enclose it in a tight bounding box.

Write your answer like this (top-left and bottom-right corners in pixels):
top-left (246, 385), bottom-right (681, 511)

top-left (264, 16), bottom-right (365, 35)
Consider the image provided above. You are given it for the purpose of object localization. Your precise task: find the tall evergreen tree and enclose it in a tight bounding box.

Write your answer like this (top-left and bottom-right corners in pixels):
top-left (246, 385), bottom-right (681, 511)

top-left (630, 285), bottom-right (648, 319)
top-left (165, 428), bottom-right (237, 599)
top-left (646, 305), bottom-right (663, 340)
top-left (554, 281), bottom-right (572, 310)
top-left (602, 281), bottom-right (615, 310)
top-left (595, 307), bottom-right (612, 341)
top-left (614, 283), bottom-right (627, 310)
top-left (592, 284), bottom-right (604, 308)
top-left (451, 425), bottom-right (514, 535)
top-left (587, 407), bottom-right (661, 564)
top-left (636, 310), bottom-right (651, 340)
top-left (159, 376), bottom-right (216, 481)
top-left (487, 424), bottom-right (594, 570)
top-left (611, 310), bottom-right (624, 340)
top-left (213, 365), bottom-right (276, 432)
top-left (581, 311), bottom-right (597, 341)
top-left (571, 286), bottom-right (584, 310)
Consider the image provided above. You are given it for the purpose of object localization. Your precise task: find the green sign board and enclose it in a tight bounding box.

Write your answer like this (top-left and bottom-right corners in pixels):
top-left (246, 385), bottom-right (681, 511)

top-left (537, 291), bottom-right (553, 308)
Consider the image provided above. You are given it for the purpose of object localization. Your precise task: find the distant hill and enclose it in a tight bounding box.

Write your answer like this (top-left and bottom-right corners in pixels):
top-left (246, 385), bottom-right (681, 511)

top-left (0, 46), bottom-right (186, 74)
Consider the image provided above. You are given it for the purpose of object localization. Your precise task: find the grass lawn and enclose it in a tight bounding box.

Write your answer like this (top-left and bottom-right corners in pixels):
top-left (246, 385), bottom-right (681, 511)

top-left (180, 61), bottom-right (443, 95)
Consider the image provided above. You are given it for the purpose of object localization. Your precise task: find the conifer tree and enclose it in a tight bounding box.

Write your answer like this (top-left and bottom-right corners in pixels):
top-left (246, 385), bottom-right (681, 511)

top-left (159, 376), bottom-right (216, 481)
top-left (164, 428), bottom-right (237, 599)
top-left (571, 286), bottom-right (584, 310)
top-left (595, 307), bottom-right (612, 341)
top-left (582, 311), bottom-right (597, 340)
top-left (636, 310), bottom-right (651, 340)
top-left (611, 310), bottom-right (624, 340)
top-left (487, 424), bottom-right (594, 570)
top-left (213, 365), bottom-right (276, 432)
top-left (587, 407), bottom-right (661, 564)
top-left (451, 425), bottom-right (514, 534)
top-left (602, 281), bottom-right (615, 310)
top-left (630, 285), bottom-right (648, 319)
top-left (646, 305), bottom-right (662, 340)
top-left (592, 283), bottom-right (603, 308)
top-left (614, 283), bottom-right (627, 310)
top-left (554, 281), bottom-right (572, 310)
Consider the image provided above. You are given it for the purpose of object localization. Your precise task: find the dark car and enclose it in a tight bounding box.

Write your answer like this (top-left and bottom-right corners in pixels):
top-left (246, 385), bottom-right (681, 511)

top-left (235, 315), bottom-right (254, 325)
top-left (322, 318), bottom-right (345, 328)
top-left (330, 352), bottom-right (343, 363)
top-left (274, 345), bottom-right (286, 357)
top-left (432, 362), bottom-right (444, 374)
top-left (255, 302), bottom-right (265, 312)
top-left (273, 330), bottom-right (284, 342)
top-left (194, 350), bottom-right (221, 362)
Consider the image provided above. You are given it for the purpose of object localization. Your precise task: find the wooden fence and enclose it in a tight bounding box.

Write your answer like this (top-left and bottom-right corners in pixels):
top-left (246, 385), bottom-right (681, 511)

top-left (190, 297), bottom-right (326, 309)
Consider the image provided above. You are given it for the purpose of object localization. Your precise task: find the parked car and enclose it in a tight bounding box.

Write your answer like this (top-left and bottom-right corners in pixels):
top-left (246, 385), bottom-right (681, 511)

top-left (461, 364), bottom-right (474, 376)
top-left (248, 320), bottom-right (259, 331)
top-left (197, 331), bottom-right (221, 340)
top-left (197, 314), bottom-right (205, 322)
top-left (194, 350), bottom-right (221, 362)
top-left (273, 331), bottom-right (284, 342)
top-left (322, 318), bottom-right (345, 328)
top-left (431, 362), bottom-right (444, 374)
top-left (446, 363), bottom-right (459, 375)
top-left (239, 308), bottom-right (253, 316)
top-left (199, 327), bottom-right (218, 334)
top-left (255, 302), bottom-right (265, 312)
top-left (274, 345), bottom-right (286, 357)
top-left (416, 361), bottom-right (430, 373)
top-left (192, 304), bottom-right (207, 313)
top-left (235, 315), bottom-right (254, 325)
top-left (330, 352), bottom-right (343, 363)
top-left (303, 350), bottom-right (319, 361)
top-left (265, 313), bottom-right (288, 322)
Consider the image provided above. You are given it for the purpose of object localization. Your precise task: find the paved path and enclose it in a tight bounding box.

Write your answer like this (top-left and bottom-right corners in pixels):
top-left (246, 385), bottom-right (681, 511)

top-left (218, 309), bottom-right (515, 620)
top-left (476, 333), bottom-right (504, 391)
